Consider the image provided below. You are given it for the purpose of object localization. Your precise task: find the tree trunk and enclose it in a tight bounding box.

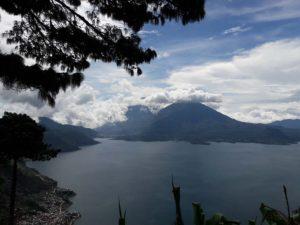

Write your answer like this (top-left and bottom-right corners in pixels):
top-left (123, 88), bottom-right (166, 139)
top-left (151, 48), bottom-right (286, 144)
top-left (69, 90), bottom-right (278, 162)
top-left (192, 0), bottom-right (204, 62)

top-left (9, 158), bottom-right (18, 225)
top-left (172, 181), bottom-right (184, 225)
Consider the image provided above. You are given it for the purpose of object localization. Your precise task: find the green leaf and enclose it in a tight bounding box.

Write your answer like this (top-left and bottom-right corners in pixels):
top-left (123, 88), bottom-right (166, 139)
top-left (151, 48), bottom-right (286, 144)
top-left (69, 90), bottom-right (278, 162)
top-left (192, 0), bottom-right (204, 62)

top-left (207, 213), bottom-right (224, 225)
top-left (193, 203), bottom-right (205, 225)
top-left (260, 203), bottom-right (288, 225)
top-left (248, 219), bottom-right (256, 225)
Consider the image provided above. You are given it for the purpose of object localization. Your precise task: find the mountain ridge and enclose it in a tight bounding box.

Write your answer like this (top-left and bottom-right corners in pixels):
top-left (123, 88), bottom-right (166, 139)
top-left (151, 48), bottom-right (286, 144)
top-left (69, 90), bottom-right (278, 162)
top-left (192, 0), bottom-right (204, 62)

top-left (270, 119), bottom-right (300, 129)
top-left (39, 117), bottom-right (99, 152)
top-left (97, 102), bottom-right (300, 145)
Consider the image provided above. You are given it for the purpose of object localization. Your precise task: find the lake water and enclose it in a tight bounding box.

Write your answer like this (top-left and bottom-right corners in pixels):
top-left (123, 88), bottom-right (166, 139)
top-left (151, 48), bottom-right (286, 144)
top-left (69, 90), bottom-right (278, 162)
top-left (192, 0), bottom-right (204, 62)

top-left (28, 139), bottom-right (300, 225)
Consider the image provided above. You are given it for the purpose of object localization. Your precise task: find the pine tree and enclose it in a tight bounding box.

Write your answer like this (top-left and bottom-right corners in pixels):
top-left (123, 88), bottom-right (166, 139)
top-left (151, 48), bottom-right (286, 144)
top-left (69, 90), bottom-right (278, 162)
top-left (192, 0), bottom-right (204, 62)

top-left (0, 112), bottom-right (59, 225)
top-left (0, 0), bottom-right (205, 105)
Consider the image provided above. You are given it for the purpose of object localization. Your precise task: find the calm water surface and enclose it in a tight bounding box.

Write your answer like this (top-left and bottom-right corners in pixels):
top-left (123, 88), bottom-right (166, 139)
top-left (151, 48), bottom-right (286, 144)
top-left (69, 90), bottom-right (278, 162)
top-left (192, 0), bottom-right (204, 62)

top-left (28, 139), bottom-right (300, 225)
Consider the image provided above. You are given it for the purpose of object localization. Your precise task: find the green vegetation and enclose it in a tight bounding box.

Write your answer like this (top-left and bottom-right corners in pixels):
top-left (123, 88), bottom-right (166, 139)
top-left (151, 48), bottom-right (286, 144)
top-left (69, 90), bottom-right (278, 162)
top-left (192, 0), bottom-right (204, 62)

top-left (119, 182), bottom-right (300, 225)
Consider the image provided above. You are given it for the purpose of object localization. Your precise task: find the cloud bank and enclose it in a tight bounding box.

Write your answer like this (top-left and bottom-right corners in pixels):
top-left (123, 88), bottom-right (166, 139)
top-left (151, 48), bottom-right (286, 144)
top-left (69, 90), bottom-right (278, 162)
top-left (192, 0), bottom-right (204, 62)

top-left (2, 38), bottom-right (300, 127)
top-left (168, 38), bottom-right (300, 123)
top-left (0, 82), bottom-right (222, 128)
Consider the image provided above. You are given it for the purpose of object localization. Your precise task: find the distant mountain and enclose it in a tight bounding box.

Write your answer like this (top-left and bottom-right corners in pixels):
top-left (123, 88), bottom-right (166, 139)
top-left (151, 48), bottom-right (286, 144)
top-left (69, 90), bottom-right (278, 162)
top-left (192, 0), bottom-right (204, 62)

top-left (40, 117), bottom-right (99, 152)
top-left (270, 119), bottom-right (300, 129)
top-left (97, 102), bottom-right (300, 145)
top-left (96, 105), bottom-right (155, 136)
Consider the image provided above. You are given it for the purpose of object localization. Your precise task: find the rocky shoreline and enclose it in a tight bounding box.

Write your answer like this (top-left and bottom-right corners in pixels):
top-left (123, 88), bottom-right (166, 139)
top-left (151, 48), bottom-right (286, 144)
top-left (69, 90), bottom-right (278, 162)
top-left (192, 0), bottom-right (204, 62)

top-left (0, 162), bottom-right (81, 225)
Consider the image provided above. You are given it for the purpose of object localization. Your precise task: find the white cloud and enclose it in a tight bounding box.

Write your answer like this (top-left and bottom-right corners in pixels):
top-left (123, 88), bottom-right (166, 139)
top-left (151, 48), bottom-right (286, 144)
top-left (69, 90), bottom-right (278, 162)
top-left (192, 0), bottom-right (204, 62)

top-left (77, 1), bottom-right (125, 28)
top-left (168, 38), bottom-right (300, 123)
top-left (223, 26), bottom-right (251, 35)
top-left (0, 80), bottom-right (222, 128)
top-left (228, 103), bottom-right (300, 124)
top-left (156, 37), bottom-right (232, 59)
top-left (168, 39), bottom-right (300, 86)
top-left (208, 0), bottom-right (300, 22)
top-left (157, 51), bottom-right (171, 59)
top-left (0, 84), bottom-right (129, 127)
top-left (2, 38), bottom-right (300, 126)
top-left (138, 30), bottom-right (160, 37)
top-left (142, 87), bottom-right (222, 110)
top-left (0, 86), bottom-right (44, 108)
top-left (253, 0), bottom-right (300, 22)
top-left (0, 9), bottom-right (18, 53)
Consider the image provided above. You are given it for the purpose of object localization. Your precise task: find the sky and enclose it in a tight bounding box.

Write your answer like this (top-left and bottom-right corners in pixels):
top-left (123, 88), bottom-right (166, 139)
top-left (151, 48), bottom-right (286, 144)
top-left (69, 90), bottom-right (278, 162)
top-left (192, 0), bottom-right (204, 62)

top-left (1, 0), bottom-right (300, 128)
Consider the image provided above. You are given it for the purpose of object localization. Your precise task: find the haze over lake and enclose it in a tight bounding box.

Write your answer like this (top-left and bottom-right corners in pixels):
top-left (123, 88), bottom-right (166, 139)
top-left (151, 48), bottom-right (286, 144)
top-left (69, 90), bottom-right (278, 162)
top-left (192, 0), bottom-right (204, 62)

top-left (28, 139), bottom-right (300, 225)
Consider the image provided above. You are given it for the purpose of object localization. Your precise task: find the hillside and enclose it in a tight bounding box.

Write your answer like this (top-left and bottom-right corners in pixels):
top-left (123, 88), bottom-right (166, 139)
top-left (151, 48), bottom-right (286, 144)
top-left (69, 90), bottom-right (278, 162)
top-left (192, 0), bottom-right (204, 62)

top-left (39, 117), bottom-right (99, 152)
top-left (0, 162), bottom-right (80, 224)
top-left (270, 119), bottom-right (300, 129)
top-left (97, 102), bottom-right (300, 145)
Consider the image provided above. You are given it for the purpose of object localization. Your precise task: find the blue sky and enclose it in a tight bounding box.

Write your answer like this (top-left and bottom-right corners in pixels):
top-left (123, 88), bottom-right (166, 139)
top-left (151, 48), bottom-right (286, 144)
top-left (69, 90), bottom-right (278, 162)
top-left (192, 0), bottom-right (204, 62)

top-left (1, 0), bottom-right (300, 127)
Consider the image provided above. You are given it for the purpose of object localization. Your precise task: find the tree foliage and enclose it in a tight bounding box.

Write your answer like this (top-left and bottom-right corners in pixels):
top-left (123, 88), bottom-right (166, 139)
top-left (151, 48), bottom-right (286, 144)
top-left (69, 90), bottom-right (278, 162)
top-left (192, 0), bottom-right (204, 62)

top-left (0, 54), bottom-right (83, 106)
top-left (0, 112), bottom-right (59, 161)
top-left (0, 0), bottom-right (205, 105)
top-left (0, 112), bottom-right (59, 225)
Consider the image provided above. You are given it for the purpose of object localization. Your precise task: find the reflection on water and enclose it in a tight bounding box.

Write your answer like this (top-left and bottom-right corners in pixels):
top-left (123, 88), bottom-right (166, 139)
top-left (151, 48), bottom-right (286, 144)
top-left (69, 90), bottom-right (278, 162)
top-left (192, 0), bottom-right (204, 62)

top-left (28, 139), bottom-right (300, 225)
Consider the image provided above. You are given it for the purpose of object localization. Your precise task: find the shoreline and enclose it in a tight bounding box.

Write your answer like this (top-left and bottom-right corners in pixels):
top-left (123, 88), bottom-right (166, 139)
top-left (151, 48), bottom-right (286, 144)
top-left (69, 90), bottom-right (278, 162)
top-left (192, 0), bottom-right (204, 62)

top-left (17, 187), bottom-right (81, 225)
top-left (0, 163), bottom-right (81, 225)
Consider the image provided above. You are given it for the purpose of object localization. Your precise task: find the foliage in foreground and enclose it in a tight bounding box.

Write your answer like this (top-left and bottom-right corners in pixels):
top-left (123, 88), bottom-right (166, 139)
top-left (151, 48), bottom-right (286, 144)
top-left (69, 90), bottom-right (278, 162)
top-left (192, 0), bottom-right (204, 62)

top-left (119, 183), bottom-right (300, 225)
top-left (0, 0), bottom-right (205, 106)
top-left (0, 112), bottom-right (59, 225)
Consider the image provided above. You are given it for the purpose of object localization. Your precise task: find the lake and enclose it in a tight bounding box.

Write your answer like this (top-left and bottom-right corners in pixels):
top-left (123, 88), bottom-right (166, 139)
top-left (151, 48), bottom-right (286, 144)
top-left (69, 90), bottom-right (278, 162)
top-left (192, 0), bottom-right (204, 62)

top-left (28, 139), bottom-right (300, 225)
